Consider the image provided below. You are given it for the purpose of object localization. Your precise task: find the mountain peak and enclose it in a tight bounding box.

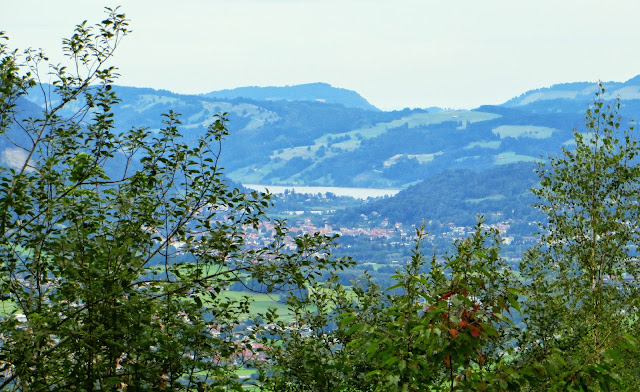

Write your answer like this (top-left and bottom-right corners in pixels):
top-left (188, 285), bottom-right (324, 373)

top-left (502, 75), bottom-right (640, 109)
top-left (624, 74), bottom-right (640, 85)
top-left (202, 83), bottom-right (379, 111)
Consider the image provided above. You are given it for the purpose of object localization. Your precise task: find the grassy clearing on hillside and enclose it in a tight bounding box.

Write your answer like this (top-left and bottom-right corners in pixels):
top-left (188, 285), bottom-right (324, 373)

top-left (228, 167), bottom-right (268, 184)
top-left (0, 301), bottom-right (16, 316)
top-left (271, 145), bottom-right (320, 160)
top-left (330, 139), bottom-right (360, 151)
top-left (494, 151), bottom-right (539, 165)
top-left (464, 140), bottom-right (501, 149)
top-left (135, 94), bottom-right (181, 112)
top-left (384, 152), bottom-right (443, 166)
top-left (217, 290), bottom-right (292, 320)
top-left (314, 110), bottom-right (500, 146)
top-left (361, 262), bottom-right (388, 271)
top-left (492, 125), bottom-right (556, 139)
top-left (465, 195), bottom-right (506, 203)
top-left (154, 265), bottom-right (293, 319)
top-left (254, 111), bottom-right (503, 185)
top-left (148, 265), bottom-right (295, 320)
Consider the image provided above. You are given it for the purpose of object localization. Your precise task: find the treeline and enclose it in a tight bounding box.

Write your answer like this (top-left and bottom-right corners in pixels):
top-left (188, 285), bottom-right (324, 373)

top-left (333, 162), bottom-right (542, 229)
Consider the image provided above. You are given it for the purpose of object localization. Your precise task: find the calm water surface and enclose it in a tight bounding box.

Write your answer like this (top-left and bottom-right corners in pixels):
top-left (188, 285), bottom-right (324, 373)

top-left (243, 184), bottom-right (400, 200)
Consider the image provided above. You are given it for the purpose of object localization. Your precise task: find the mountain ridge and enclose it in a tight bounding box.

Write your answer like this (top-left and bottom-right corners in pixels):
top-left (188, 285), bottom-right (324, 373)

top-left (502, 74), bottom-right (640, 108)
top-left (202, 82), bottom-right (380, 112)
top-left (13, 74), bottom-right (640, 189)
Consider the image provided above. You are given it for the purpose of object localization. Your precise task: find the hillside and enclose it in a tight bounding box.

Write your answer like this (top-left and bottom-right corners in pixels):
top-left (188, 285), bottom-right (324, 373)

top-left (503, 75), bottom-right (640, 113)
top-left (331, 162), bottom-right (541, 229)
top-left (202, 82), bottom-right (379, 111)
top-left (14, 76), bottom-right (640, 189)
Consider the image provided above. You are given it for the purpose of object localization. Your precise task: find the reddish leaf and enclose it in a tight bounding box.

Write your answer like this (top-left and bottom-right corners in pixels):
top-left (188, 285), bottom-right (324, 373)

top-left (439, 290), bottom-right (457, 300)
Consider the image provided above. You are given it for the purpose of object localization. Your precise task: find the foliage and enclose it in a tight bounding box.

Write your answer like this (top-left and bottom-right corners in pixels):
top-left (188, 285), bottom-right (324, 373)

top-left (516, 84), bottom-right (640, 390)
top-left (253, 272), bottom-right (379, 391)
top-left (0, 9), bottom-right (349, 391)
top-left (261, 222), bottom-right (522, 391)
top-left (347, 223), bottom-right (521, 392)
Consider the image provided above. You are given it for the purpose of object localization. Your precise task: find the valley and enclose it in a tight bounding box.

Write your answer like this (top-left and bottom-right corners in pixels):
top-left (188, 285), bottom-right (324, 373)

top-left (12, 77), bottom-right (640, 273)
top-left (4, 5), bottom-right (640, 389)
top-left (6, 78), bottom-right (639, 296)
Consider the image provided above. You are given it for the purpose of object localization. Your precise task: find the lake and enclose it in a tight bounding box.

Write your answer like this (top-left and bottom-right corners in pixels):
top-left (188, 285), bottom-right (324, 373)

top-left (242, 184), bottom-right (401, 200)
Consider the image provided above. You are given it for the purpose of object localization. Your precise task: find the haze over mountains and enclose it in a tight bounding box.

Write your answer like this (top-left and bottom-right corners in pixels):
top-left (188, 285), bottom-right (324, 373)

top-left (202, 82), bottom-right (380, 112)
top-left (87, 76), bottom-right (640, 188)
top-left (8, 75), bottom-right (640, 227)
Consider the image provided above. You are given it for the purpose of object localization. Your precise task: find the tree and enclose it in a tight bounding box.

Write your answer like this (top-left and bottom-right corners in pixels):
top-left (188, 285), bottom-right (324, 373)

top-left (0, 9), bottom-right (348, 390)
top-left (261, 222), bottom-right (522, 392)
top-left (516, 84), bottom-right (640, 390)
top-left (349, 223), bottom-right (520, 392)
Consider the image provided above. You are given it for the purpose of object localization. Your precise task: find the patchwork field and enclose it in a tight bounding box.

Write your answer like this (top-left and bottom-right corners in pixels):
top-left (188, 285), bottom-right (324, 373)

top-left (494, 151), bottom-right (539, 165)
top-left (492, 125), bottom-right (557, 139)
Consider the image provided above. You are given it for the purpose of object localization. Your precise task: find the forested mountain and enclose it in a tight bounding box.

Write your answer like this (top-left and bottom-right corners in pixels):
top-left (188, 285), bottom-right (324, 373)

top-left (14, 76), bottom-right (640, 190)
top-left (504, 74), bottom-right (640, 110)
top-left (202, 82), bottom-right (380, 111)
top-left (333, 162), bottom-right (541, 228)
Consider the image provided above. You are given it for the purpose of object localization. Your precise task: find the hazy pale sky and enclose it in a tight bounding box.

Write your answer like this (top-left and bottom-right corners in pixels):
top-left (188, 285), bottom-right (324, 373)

top-left (3, 0), bottom-right (640, 110)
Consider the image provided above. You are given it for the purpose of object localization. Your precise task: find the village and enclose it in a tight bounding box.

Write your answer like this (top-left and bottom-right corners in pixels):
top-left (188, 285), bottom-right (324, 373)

top-left (241, 198), bottom-right (539, 267)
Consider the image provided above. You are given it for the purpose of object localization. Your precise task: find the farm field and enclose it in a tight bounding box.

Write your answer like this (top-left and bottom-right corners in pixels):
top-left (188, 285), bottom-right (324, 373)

top-left (492, 125), bottom-right (557, 139)
top-left (218, 290), bottom-right (292, 320)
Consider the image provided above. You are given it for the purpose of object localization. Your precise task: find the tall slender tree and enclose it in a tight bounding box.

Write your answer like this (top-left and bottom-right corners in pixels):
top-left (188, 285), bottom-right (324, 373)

top-left (517, 84), bottom-right (640, 390)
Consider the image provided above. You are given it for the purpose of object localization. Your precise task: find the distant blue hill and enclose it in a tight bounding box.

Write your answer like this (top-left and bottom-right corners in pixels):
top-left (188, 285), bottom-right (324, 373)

top-left (202, 82), bottom-right (379, 111)
top-left (502, 74), bottom-right (640, 110)
top-left (12, 76), bottom-right (640, 190)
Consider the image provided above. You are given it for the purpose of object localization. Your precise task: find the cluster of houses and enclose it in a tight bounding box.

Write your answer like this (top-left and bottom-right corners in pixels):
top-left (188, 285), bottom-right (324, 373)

top-left (240, 213), bottom-right (538, 264)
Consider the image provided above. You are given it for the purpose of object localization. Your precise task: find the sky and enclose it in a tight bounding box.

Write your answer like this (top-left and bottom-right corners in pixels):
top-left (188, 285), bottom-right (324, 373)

top-left (3, 0), bottom-right (640, 111)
